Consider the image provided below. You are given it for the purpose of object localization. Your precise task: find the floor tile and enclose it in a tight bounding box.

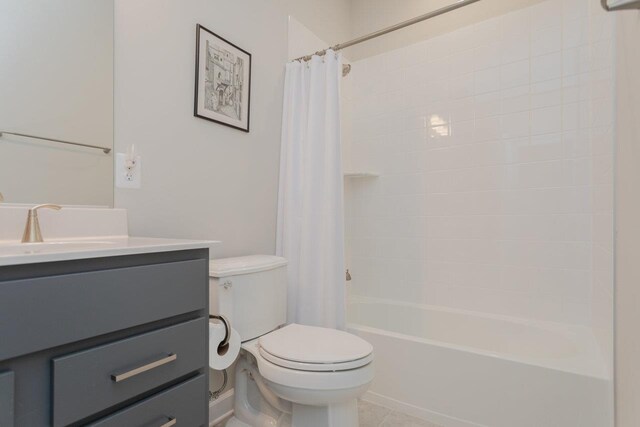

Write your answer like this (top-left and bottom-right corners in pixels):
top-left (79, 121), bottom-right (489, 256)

top-left (379, 411), bottom-right (443, 427)
top-left (358, 400), bottom-right (392, 426)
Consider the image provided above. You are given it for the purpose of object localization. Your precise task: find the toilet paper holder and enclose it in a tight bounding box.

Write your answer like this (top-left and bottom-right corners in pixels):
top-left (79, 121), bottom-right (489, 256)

top-left (209, 314), bottom-right (231, 352)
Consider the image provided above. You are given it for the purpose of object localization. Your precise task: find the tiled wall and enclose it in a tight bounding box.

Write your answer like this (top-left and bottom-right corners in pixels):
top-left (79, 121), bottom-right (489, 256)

top-left (345, 0), bottom-right (614, 329)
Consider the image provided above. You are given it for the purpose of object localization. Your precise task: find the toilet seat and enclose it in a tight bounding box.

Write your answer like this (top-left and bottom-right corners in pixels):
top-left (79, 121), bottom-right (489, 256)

top-left (240, 324), bottom-right (375, 391)
top-left (251, 344), bottom-right (375, 391)
top-left (258, 323), bottom-right (373, 372)
top-left (259, 347), bottom-right (373, 372)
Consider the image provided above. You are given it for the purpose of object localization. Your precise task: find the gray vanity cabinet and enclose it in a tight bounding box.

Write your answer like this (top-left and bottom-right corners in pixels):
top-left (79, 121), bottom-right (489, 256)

top-left (0, 249), bottom-right (209, 427)
top-left (0, 371), bottom-right (15, 427)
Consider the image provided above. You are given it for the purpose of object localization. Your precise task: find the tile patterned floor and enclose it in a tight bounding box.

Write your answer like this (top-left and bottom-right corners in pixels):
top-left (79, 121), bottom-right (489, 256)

top-left (215, 400), bottom-right (443, 426)
top-left (359, 400), bottom-right (444, 427)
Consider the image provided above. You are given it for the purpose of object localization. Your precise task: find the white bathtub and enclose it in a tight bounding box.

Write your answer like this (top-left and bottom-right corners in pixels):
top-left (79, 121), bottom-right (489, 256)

top-left (348, 297), bottom-right (613, 427)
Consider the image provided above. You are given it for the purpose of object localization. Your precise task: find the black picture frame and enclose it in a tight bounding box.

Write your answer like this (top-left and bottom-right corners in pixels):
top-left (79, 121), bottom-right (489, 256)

top-left (194, 24), bottom-right (252, 132)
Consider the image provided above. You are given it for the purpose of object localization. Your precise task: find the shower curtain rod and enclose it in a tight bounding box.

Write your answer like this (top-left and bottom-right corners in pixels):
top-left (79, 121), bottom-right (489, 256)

top-left (600, 0), bottom-right (640, 11)
top-left (294, 0), bottom-right (482, 63)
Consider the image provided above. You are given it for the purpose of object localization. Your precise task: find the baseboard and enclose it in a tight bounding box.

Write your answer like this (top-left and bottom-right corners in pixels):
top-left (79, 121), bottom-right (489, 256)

top-left (209, 388), bottom-right (234, 427)
top-left (362, 391), bottom-right (486, 427)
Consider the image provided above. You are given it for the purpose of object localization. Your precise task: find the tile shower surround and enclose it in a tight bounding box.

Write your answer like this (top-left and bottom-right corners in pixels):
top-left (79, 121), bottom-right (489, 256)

top-left (344, 0), bottom-right (614, 333)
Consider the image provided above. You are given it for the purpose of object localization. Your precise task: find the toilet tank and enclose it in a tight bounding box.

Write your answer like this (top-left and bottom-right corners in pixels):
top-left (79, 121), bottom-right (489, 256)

top-left (209, 255), bottom-right (288, 342)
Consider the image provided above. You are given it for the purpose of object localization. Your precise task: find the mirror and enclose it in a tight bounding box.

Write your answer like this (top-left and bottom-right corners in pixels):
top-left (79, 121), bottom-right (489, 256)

top-left (0, 0), bottom-right (114, 206)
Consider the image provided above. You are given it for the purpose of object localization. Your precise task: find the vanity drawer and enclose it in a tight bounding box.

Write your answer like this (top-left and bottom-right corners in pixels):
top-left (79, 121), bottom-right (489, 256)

top-left (52, 317), bottom-right (207, 427)
top-left (0, 371), bottom-right (14, 427)
top-left (87, 374), bottom-right (207, 427)
top-left (0, 258), bottom-right (207, 361)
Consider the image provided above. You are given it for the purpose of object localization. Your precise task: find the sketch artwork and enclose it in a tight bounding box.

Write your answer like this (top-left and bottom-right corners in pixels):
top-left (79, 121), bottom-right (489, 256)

top-left (205, 41), bottom-right (243, 121)
top-left (195, 25), bottom-right (251, 132)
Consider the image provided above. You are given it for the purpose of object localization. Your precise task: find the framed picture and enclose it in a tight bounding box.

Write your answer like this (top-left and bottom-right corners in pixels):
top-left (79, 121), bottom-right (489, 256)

top-left (194, 24), bottom-right (251, 132)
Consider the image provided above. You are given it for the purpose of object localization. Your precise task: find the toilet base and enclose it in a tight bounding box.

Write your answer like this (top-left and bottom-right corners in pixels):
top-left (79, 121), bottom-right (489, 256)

top-left (227, 353), bottom-right (363, 427)
top-left (226, 401), bottom-right (358, 427)
top-left (291, 400), bottom-right (358, 427)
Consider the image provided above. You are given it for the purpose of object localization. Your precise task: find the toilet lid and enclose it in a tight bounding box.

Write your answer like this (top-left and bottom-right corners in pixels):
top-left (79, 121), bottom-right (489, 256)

top-left (258, 324), bottom-right (373, 371)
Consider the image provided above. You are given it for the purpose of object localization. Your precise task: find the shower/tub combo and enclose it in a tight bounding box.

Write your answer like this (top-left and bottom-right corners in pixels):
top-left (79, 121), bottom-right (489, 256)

top-left (324, 0), bottom-right (620, 425)
top-left (348, 298), bottom-right (610, 426)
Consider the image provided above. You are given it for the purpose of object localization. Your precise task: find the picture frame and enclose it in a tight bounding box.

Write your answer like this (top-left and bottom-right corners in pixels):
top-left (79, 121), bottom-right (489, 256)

top-left (194, 24), bottom-right (251, 132)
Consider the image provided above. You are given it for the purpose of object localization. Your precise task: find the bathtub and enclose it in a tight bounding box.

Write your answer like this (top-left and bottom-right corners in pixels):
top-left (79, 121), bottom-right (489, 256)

top-left (347, 297), bottom-right (613, 427)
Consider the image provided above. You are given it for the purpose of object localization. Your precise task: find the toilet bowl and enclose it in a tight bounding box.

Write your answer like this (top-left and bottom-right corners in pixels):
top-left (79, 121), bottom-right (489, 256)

top-left (229, 325), bottom-right (374, 427)
top-left (209, 256), bottom-right (374, 427)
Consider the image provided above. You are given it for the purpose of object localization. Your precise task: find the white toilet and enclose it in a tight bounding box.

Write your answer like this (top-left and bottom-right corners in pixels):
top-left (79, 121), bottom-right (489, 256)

top-left (209, 255), bottom-right (374, 427)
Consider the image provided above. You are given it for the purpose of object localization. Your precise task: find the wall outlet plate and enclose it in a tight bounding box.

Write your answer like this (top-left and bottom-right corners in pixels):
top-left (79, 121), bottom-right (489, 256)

top-left (115, 153), bottom-right (142, 189)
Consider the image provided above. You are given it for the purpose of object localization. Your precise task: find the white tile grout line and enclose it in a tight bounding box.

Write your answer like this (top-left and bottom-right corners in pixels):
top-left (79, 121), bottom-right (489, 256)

top-left (374, 405), bottom-right (393, 427)
top-left (377, 410), bottom-right (390, 427)
top-left (365, 401), bottom-right (444, 427)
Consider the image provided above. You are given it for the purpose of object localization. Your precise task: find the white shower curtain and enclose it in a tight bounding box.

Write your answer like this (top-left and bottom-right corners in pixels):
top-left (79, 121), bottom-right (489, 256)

top-left (276, 50), bottom-right (346, 330)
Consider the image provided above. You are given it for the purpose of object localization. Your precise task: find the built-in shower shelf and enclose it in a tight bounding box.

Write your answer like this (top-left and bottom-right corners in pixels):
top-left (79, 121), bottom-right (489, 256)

top-left (343, 172), bottom-right (380, 178)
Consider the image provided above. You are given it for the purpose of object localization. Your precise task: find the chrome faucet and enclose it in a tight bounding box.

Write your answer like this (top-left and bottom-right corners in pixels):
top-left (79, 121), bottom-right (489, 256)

top-left (22, 204), bottom-right (61, 243)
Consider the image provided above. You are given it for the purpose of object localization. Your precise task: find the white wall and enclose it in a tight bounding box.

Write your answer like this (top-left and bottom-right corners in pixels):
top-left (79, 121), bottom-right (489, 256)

top-left (615, 9), bottom-right (640, 427)
top-left (345, 0), bottom-right (614, 332)
top-left (280, 0), bottom-right (351, 48)
top-left (0, 0), bottom-right (114, 206)
top-left (114, 0), bottom-right (351, 397)
top-left (114, 0), bottom-right (350, 258)
top-left (288, 16), bottom-right (330, 61)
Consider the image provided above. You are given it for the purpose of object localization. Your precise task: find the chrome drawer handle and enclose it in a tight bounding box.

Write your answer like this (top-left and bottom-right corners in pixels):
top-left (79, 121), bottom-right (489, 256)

top-left (160, 417), bottom-right (176, 427)
top-left (110, 353), bottom-right (177, 383)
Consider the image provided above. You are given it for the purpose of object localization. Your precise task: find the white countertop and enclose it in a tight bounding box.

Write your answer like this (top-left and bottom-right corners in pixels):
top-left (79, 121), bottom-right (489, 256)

top-left (0, 236), bottom-right (220, 267)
